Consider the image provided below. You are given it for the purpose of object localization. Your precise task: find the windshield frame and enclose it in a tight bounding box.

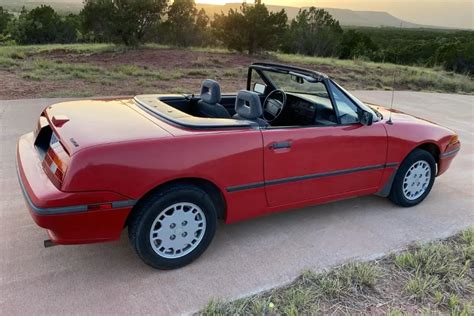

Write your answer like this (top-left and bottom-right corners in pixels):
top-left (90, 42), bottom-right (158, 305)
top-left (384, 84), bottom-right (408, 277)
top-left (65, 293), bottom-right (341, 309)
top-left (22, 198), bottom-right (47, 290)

top-left (329, 80), bottom-right (380, 122)
top-left (248, 63), bottom-right (379, 124)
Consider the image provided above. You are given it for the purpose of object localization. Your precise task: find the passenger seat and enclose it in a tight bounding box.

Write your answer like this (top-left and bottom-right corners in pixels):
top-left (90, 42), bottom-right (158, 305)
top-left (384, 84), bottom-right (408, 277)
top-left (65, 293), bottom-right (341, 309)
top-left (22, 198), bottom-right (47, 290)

top-left (196, 80), bottom-right (231, 119)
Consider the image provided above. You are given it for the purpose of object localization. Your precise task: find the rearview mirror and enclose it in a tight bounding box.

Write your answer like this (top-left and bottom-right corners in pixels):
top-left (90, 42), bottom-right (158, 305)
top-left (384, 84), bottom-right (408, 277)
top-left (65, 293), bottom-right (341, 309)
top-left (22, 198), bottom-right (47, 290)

top-left (290, 74), bottom-right (304, 84)
top-left (253, 83), bottom-right (266, 94)
top-left (359, 111), bottom-right (373, 126)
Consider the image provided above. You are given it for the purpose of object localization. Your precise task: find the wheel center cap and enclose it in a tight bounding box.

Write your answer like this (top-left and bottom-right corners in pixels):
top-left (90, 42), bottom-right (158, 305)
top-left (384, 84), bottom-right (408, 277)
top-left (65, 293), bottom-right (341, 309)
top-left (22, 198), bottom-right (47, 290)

top-left (174, 227), bottom-right (185, 235)
top-left (149, 202), bottom-right (207, 259)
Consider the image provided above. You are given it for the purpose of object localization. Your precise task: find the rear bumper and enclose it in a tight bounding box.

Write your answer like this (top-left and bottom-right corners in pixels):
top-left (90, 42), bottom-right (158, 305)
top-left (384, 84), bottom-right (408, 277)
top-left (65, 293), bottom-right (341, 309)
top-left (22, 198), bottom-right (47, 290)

top-left (17, 132), bottom-right (135, 245)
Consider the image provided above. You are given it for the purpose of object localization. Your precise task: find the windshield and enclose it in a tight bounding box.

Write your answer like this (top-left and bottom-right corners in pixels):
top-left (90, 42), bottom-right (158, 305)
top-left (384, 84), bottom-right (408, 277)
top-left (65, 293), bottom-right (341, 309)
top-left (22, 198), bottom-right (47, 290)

top-left (260, 68), bottom-right (379, 122)
top-left (262, 70), bottom-right (326, 95)
top-left (330, 80), bottom-right (380, 121)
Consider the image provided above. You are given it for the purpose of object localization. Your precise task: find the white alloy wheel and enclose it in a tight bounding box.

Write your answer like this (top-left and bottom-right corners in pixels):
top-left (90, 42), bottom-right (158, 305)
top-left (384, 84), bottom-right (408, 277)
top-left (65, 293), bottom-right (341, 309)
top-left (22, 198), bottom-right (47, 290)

top-left (402, 160), bottom-right (431, 200)
top-left (149, 202), bottom-right (206, 259)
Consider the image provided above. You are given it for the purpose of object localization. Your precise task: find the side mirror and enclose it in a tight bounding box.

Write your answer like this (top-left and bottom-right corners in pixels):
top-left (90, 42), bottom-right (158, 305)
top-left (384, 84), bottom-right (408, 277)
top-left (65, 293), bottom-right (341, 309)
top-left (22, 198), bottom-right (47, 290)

top-left (253, 83), bottom-right (266, 94)
top-left (359, 111), bottom-right (373, 126)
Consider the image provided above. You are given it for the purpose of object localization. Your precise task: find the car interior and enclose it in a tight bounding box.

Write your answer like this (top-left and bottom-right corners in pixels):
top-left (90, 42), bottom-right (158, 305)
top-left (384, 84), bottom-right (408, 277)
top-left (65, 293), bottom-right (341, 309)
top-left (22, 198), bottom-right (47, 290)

top-left (158, 79), bottom-right (269, 126)
top-left (148, 64), bottom-right (372, 128)
top-left (158, 79), bottom-right (343, 128)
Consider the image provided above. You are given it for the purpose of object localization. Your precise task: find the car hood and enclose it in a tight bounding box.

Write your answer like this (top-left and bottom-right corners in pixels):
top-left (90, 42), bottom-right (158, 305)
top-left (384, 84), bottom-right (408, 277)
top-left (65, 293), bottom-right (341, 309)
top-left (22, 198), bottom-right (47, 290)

top-left (44, 98), bottom-right (172, 155)
top-left (367, 103), bottom-right (443, 127)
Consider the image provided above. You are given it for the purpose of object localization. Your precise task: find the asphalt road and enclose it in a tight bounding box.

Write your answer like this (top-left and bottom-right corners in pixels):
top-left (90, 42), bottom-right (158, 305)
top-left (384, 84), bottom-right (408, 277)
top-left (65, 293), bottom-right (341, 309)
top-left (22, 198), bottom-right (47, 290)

top-left (1, 91), bottom-right (473, 315)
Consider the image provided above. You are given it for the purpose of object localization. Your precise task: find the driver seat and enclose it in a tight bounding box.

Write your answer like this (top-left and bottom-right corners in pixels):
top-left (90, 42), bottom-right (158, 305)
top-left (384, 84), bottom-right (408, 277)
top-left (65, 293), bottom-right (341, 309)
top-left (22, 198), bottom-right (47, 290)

top-left (197, 79), bottom-right (231, 119)
top-left (233, 90), bottom-right (268, 127)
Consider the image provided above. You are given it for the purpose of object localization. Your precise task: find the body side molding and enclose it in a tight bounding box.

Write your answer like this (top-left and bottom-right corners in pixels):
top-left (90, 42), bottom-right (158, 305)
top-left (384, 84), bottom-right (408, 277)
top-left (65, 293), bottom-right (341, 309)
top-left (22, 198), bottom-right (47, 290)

top-left (227, 163), bottom-right (399, 193)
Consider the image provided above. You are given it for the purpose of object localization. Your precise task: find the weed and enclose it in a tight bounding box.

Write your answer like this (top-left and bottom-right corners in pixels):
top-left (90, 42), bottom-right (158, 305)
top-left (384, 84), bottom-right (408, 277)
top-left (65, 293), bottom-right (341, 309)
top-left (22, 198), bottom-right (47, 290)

top-left (197, 228), bottom-right (474, 315)
top-left (388, 307), bottom-right (407, 316)
top-left (1, 44), bottom-right (473, 98)
top-left (405, 273), bottom-right (440, 300)
top-left (433, 290), bottom-right (445, 305)
top-left (275, 52), bottom-right (474, 94)
top-left (187, 69), bottom-right (211, 77)
top-left (337, 262), bottom-right (380, 289)
top-left (199, 299), bottom-right (227, 316)
top-left (0, 56), bottom-right (19, 68)
top-left (460, 227), bottom-right (474, 245)
top-left (10, 51), bottom-right (26, 59)
top-left (114, 64), bottom-right (142, 76)
top-left (46, 89), bottom-right (95, 98)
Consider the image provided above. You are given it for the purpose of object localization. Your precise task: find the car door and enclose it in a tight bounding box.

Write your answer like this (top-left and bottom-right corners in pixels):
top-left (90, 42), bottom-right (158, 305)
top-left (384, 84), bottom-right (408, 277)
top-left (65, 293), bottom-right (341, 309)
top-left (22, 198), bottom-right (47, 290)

top-left (262, 82), bottom-right (387, 207)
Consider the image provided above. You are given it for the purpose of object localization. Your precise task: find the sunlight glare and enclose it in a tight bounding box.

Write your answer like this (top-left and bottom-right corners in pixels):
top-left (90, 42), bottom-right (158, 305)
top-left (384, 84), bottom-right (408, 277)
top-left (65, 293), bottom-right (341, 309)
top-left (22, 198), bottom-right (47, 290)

top-left (196, 0), bottom-right (228, 5)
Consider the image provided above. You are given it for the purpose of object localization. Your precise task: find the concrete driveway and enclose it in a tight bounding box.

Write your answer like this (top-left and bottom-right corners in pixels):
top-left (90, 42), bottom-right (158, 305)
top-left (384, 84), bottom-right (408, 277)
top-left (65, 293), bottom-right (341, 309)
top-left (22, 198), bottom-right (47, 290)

top-left (1, 91), bottom-right (473, 315)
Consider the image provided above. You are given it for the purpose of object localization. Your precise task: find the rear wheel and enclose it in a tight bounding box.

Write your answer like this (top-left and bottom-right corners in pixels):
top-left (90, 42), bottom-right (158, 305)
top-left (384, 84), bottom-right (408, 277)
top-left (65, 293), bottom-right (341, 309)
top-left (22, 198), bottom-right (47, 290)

top-left (128, 184), bottom-right (217, 269)
top-left (389, 149), bottom-right (436, 207)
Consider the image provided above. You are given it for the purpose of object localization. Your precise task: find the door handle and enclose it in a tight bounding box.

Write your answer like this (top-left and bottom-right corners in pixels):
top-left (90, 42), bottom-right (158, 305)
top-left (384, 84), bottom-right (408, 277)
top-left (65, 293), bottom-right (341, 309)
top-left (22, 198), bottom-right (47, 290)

top-left (269, 141), bottom-right (292, 150)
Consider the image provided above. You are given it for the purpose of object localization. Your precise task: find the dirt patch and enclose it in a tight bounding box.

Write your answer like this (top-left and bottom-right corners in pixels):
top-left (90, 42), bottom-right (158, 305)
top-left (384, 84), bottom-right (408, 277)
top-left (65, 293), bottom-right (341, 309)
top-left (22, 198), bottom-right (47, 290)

top-left (2, 47), bottom-right (470, 99)
top-left (0, 48), bottom-right (340, 99)
top-left (37, 48), bottom-right (264, 70)
top-left (0, 70), bottom-right (81, 99)
top-left (1, 48), bottom-right (277, 99)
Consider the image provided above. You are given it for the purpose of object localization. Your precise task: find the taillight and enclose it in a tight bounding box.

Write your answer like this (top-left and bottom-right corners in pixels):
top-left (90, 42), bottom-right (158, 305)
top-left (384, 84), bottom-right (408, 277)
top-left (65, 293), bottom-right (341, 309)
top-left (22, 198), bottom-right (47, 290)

top-left (34, 114), bottom-right (70, 189)
top-left (41, 132), bottom-right (70, 188)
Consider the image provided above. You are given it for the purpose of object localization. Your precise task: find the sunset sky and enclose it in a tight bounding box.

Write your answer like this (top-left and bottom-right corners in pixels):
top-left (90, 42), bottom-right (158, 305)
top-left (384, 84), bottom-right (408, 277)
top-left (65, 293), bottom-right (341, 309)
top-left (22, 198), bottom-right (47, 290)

top-left (196, 0), bottom-right (474, 29)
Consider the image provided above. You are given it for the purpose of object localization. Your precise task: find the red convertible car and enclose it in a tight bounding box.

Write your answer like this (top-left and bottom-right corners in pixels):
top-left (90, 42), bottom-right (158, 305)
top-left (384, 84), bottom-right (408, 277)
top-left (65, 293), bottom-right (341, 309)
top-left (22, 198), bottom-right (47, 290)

top-left (17, 63), bottom-right (460, 269)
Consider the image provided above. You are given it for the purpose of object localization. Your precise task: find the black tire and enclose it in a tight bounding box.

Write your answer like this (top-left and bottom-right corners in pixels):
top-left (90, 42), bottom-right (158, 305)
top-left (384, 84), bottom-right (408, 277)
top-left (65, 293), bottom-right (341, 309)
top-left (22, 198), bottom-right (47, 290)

top-left (128, 184), bottom-right (217, 270)
top-left (389, 149), bottom-right (436, 207)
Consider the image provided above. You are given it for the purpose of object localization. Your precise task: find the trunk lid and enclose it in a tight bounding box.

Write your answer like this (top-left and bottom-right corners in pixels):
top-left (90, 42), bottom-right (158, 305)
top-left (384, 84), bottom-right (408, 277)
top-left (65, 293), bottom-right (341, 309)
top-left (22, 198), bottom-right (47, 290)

top-left (43, 98), bottom-right (172, 155)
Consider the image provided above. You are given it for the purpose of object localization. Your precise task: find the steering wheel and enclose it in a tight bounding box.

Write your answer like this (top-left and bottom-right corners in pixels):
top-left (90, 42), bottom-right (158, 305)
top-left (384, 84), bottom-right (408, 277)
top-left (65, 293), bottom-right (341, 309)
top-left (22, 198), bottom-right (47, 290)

top-left (262, 89), bottom-right (287, 123)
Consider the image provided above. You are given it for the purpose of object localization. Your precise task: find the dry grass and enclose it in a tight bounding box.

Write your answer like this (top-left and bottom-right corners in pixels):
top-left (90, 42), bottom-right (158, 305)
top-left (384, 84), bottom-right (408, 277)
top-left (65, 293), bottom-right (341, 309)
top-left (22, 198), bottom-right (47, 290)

top-left (199, 228), bottom-right (474, 315)
top-left (0, 44), bottom-right (473, 99)
top-left (276, 53), bottom-right (473, 93)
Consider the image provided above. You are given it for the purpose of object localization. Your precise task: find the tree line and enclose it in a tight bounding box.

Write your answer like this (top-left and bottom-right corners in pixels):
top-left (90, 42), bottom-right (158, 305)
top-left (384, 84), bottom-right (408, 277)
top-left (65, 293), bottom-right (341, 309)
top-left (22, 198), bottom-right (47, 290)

top-left (0, 0), bottom-right (472, 75)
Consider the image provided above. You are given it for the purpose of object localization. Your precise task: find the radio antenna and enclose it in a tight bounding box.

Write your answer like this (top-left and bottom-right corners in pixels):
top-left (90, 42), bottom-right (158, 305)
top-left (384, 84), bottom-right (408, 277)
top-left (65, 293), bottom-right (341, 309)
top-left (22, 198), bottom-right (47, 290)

top-left (387, 22), bottom-right (404, 125)
top-left (387, 68), bottom-right (396, 125)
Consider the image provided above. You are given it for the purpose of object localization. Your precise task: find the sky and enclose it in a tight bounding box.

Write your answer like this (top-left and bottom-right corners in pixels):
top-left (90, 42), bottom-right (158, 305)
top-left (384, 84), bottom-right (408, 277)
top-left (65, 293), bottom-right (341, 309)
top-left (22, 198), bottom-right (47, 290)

top-left (196, 0), bottom-right (474, 29)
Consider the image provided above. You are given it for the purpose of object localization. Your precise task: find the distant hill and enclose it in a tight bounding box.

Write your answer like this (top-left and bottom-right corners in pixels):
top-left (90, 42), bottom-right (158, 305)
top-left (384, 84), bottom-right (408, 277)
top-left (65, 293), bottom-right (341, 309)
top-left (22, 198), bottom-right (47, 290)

top-left (1, 0), bottom-right (84, 13)
top-left (197, 3), bottom-right (422, 28)
top-left (3, 0), bottom-right (439, 29)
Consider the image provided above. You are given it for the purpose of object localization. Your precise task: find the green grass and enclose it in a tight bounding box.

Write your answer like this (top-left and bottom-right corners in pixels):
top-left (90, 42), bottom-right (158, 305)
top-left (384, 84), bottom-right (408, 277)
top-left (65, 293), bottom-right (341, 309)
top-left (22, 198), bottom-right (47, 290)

top-left (9, 57), bottom-right (188, 83)
top-left (0, 43), bottom-right (122, 59)
top-left (276, 52), bottom-right (473, 93)
top-left (0, 56), bottom-right (20, 68)
top-left (201, 262), bottom-right (382, 315)
top-left (0, 43), bottom-right (226, 60)
top-left (187, 69), bottom-right (213, 77)
top-left (45, 89), bottom-right (96, 98)
top-left (405, 272), bottom-right (441, 300)
top-left (395, 238), bottom-right (472, 301)
top-left (0, 43), bottom-right (473, 98)
top-left (199, 228), bottom-right (474, 315)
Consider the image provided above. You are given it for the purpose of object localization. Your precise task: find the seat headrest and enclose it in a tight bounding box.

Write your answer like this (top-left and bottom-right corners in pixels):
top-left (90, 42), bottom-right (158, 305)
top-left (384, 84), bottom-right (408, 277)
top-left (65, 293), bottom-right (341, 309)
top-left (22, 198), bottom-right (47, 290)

top-left (200, 79), bottom-right (221, 104)
top-left (235, 90), bottom-right (263, 120)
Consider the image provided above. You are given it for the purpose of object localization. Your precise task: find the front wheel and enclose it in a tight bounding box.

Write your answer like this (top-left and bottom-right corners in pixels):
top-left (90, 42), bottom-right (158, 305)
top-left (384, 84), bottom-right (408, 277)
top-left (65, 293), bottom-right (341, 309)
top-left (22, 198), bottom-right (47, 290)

top-left (389, 149), bottom-right (436, 207)
top-left (128, 184), bottom-right (217, 269)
